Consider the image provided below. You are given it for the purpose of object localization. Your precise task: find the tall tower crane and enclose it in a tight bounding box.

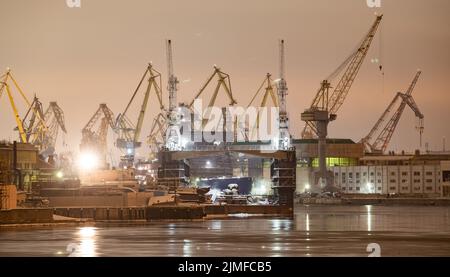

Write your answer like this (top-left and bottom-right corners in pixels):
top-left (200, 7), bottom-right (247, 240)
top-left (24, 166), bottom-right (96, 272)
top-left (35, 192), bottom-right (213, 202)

top-left (301, 15), bottom-right (383, 138)
top-left (80, 104), bottom-right (116, 169)
top-left (362, 70), bottom-right (424, 153)
top-left (301, 15), bottom-right (383, 192)
top-left (277, 39), bottom-right (290, 150)
top-left (116, 63), bottom-right (164, 166)
top-left (165, 39), bottom-right (182, 151)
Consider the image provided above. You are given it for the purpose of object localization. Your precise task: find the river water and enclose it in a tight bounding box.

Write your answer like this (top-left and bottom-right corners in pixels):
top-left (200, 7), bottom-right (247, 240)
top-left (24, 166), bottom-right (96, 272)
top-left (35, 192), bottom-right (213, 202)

top-left (1, 205), bottom-right (450, 257)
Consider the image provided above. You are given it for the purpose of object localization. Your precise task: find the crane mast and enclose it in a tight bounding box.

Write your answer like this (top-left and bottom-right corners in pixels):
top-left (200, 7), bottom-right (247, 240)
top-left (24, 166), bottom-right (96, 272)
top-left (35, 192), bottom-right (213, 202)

top-left (165, 39), bottom-right (182, 151)
top-left (277, 39), bottom-right (290, 150)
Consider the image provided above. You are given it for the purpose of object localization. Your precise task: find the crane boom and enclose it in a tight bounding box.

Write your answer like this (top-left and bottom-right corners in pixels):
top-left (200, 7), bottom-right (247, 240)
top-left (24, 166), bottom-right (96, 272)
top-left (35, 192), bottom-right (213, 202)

top-left (302, 15), bottom-right (383, 138)
top-left (116, 63), bottom-right (164, 165)
top-left (328, 15), bottom-right (383, 114)
top-left (365, 71), bottom-right (423, 153)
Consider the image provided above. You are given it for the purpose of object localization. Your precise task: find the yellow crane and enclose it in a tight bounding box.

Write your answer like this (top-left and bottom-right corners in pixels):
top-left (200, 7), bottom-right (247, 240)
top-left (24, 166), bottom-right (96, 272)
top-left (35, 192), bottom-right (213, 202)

top-left (21, 97), bottom-right (67, 157)
top-left (243, 73), bottom-right (278, 140)
top-left (0, 69), bottom-right (48, 146)
top-left (301, 15), bottom-right (383, 138)
top-left (116, 63), bottom-right (164, 166)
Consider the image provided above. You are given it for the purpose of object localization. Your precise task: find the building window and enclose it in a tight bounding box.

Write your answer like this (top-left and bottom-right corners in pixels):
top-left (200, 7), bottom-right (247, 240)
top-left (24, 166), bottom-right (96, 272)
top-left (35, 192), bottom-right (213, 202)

top-left (377, 187), bottom-right (382, 191)
top-left (402, 172), bottom-right (408, 176)
top-left (377, 172), bottom-right (381, 177)
top-left (390, 179), bottom-right (397, 183)
top-left (363, 172), bottom-right (367, 176)
top-left (402, 179), bottom-right (407, 183)
top-left (356, 180), bottom-right (360, 184)
top-left (414, 187), bottom-right (421, 191)
top-left (402, 186), bottom-right (408, 190)
top-left (414, 179), bottom-right (421, 183)
top-left (389, 187), bottom-right (396, 190)
top-left (356, 187), bottom-right (360, 191)
top-left (349, 187), bottom-right (353, 191)
top-left (335, 172), bottom-right (339, 177)
top-left (370, 179), bottom-right (374, 184)
top-left (443, 171), bottom-right (450, 182)
top-left (356, 173), bottom-right (360, 178)
top-left (426, 172), bottom-right (433, 176)
top-left (426, 179), bottom-right (433, 183)
top-left (390, 172), bottom-right (396, 176)
top-left (377, 179), bottom-right (381, 183)
top-left (426, 186), bottom-right (433, 191)
top-left (414, 171), bottom-right (421, 176)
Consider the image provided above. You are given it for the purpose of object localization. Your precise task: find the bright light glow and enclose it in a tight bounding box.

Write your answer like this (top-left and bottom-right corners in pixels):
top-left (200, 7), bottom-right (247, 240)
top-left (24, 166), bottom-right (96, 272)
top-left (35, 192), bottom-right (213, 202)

top-left (206, 160), bottom-right (211, 168)
top-left (56, 171), bottom-right (64, 179)
top-left (78, 152), bottom-right (99, 171)
top-left (77, 227), bottom-right (97, 257)
top-left (251, 180), bottom-right (270, 196)
top-left (127, 148), bottom-right (133, 155)
top-left (305, 184), bottom-right (311, 191)
top-left (181, 137), bottom-right (189, 148)
top-left (79, 227), bottom-right (96, 238)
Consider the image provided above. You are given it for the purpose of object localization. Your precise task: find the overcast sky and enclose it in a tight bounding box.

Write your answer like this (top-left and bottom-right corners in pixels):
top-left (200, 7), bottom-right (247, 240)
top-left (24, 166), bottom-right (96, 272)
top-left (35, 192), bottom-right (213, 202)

top-left (0, 0), bottom-right (449, 159)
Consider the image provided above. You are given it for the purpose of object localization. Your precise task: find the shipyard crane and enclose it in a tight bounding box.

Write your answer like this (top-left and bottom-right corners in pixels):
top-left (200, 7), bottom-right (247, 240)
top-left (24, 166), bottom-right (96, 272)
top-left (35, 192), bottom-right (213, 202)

top-left (362, 70), bottom-right (424, 153)
top-left (188, 65), bottom-right (237, 128)
top-left (80, 104), bottom-right (116, 169)
top-left (165, 39), bottom-right (183, 151)
top-left (147, 112), bottom-right (168, 157)
top-left (115, 63), bottom-right (164, 166)
top-left (301, 15), bottom-right (383, 138)
top-left (0, 69), bottom-right (48, 146)
top-left (301, 15), bottom-right (383, 192)
top-left (22, 98), bottom-right (67, 158)
top-left (276, 39), bottom-right (290, 150)
top-left (242, 73), bottom-right (278, 140)
top-left (22, 96), bottom-right (46, 143)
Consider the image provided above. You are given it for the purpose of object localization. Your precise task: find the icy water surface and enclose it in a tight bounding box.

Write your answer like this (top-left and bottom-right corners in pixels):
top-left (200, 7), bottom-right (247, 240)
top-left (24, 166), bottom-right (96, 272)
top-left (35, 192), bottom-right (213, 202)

top-left (1, 205), bottom-right (450, 256)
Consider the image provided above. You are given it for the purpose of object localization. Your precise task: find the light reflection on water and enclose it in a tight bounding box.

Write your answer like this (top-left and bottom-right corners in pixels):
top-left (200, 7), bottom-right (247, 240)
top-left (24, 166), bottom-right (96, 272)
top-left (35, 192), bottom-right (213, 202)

top-left (75, 227), bottom-right (97, 257)
top-left (1, 205), bottom-right (450, 257)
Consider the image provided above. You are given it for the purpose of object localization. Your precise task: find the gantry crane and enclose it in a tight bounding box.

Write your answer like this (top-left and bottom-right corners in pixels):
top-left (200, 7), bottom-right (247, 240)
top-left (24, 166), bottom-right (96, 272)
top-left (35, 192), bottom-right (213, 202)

top-left (301, 15), bottom-right (383, 192)
top-left (362, 70), bottom-right (424, 153)
top-left (0, 69), bottom-right (49, 149)
top-left (301, 15), bottom-right (383, 138)
top-left (80, 104), bottom-right (116, 169)
top-left (115, 63), bottom-right (164, 166)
